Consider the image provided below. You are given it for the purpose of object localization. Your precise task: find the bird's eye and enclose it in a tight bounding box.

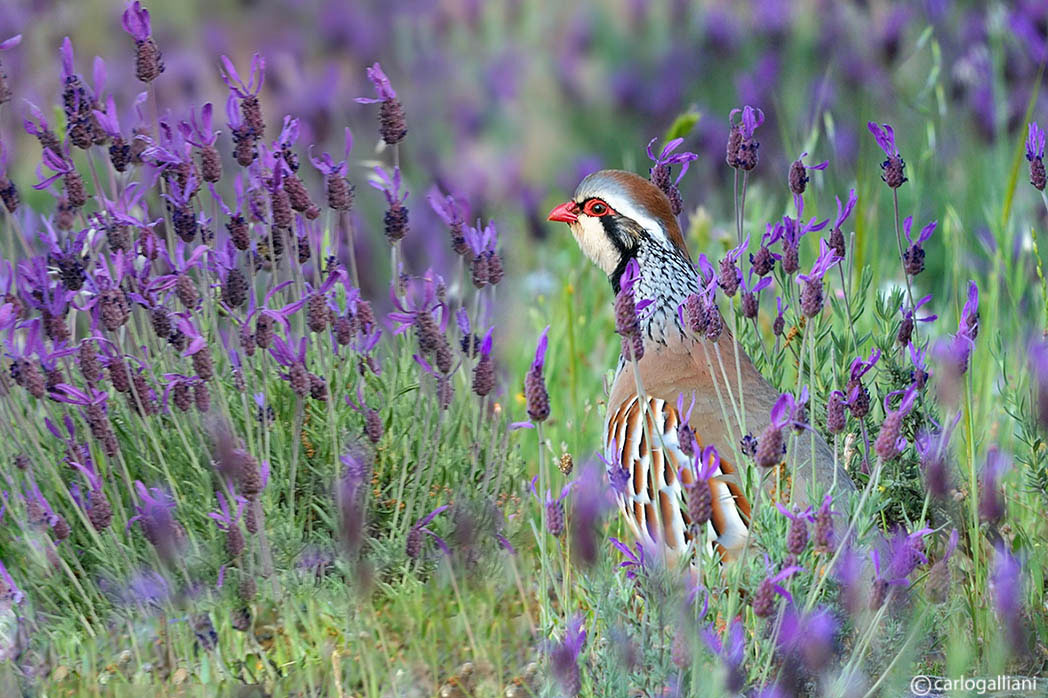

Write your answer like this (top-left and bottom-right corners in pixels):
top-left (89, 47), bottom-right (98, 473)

top-left (585, 199), bottom-right (611, 216)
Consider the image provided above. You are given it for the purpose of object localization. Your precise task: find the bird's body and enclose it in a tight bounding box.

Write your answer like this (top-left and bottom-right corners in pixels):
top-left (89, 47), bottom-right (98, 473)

top-left (549, 169), bottom-right (853, 562)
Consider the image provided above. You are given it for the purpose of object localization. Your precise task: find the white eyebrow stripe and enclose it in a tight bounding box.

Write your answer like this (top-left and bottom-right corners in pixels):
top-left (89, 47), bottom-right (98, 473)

top-left (598, 191), bottom-right (668, 244)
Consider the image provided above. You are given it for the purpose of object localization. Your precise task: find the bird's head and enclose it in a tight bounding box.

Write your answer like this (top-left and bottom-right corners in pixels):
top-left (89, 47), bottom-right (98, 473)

top-left (548, 169), bottom-right (692, 290)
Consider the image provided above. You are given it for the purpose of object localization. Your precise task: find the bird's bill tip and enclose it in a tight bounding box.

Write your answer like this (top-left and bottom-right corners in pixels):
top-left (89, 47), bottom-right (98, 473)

top-left (547, 201), bottom-right (579, 223)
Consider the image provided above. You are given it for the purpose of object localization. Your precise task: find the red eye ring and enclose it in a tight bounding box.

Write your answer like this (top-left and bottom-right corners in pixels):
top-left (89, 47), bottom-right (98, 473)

top-left (583, 199), bottom-right (613, 217)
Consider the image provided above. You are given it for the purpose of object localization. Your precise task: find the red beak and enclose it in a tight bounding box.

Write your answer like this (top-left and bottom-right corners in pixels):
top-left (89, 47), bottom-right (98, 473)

top-left (547, 201), bottom-right (579, 224)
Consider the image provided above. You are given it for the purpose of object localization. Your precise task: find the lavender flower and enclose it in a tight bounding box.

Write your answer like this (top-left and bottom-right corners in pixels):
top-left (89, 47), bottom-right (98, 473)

top-left (825, 390), bottom-right (848, 435)
top-left (338, 449), bottom-right (370, 554)
top-left (1027, 122), bottom-right (1046, 191)
top-left (813, 494), bottom-right (835, 553)
top-left (128, 482), bottom-right (183, 562)
top-left (846, 347), bottom-right (880, 419)
top-left (897, 294), bottom-right (936, 346)
top-left (990, 545), bottom-right (1025, 652)
top-left (646, 137), bottom-right (698, 216)
top-left (428, 187), bottom-right (469, 256)
top-left (756, 391), bottom-right (808, 468)
top-left (874, 384), bottom-right (918, 461)
top-left (0, 142), bottom-right (19, 212)
top-left (406, 505), bottom-right (449, 559)
top-left (684, 445), bottom-right (720, 527)
top-left (208, 491), bottom-right (247, 558)
top-left (549, 614), bottom-right (586, 696)
top-left (926, 529), bottom-right (958, 604)
top-left (355, 62), bottom-right (407, 145)
top-left (0, 34), bottom-right (21, 105)
top-left (739, 271), bottom-right (771, 319)
top-left (901, 216), bottom-right (935, 276)
top-left (750, 223), bottom-right (783, 276)
top-left (370, 166), bottom-right (409, 243)
top-left (702, 621), bottom-right (746, 693)
top-left (773, 297), bottom-right (787, 336)
top-left (180, 103), bottom-right (221, 183)
top-left (776, 503), bottom-right (814, 557)
top-left (472, 328), bottom-right (496, 397)
top-left (726, 105), bottom-right (764, 170)
top-left (781, 203), bottom-right (829, 276)
top-left (464, 219), bottom-right (502, 288)
top-left (524, 326), bottom-right (551, 423)
top-left (828, 188), bottom-right (857, 258)
top-left (121, 2), bottom-right (163, 83)
top-left (309, 128), bottom-right (354, 211)
top-left (1031, 340), bottom-right (1048, 430)
top-left (752, 556), bottom-right (801, 618)
top-left (221, 52), bottom-right (265, 138)
top-left (979, 448), bottom-right (1009, 524)
top-left (777, 604), bottom-right (837, 675)
top-left (0, 560), bottom-right (24, 604)
top-left (787, 152), bottom-right (828, 195)
top-left (717, 234), bottom-right (748, 297)
top-left (796, 239), bottom-right (840, 317)
top-left (868, 121), bottom-right (906, 188)
top-left (614, 258), bottom-right (652, 360)
top-left (34, 147), bottom-right (87, 208)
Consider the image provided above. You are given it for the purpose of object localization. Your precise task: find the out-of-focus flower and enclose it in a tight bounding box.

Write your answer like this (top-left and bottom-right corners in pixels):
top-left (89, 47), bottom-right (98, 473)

top-left (405, 505), bottom-right (449, 559)
top-left (355, 62), bottom-right (407, 145)
top-left (0, 34), bottom-right (22, 105)
top-left (979, 448), bottom-right (1009, 525)
top-left (1027, 122), bottom-right (1046, 191)
top-left (309, 128), bottom-right (354, 211)
top-left (874, 384), bottom-right (918, 461)
top-left (990, 545), bottom-right (1025, 652)
top-left (915, 414), bottom-right (960, 500)
top-left (128, 481), bottom-right (183, 562)
top-left (548, 614), bottom-right (586, 696)
top-left (702, 620), bottom-right (746, 693)
top-left (752, 555), bottom-right (801, 617)
top-left (370, 166), bottom-right (408, 243)
top-left (121, 2), bottom-right (164, 83)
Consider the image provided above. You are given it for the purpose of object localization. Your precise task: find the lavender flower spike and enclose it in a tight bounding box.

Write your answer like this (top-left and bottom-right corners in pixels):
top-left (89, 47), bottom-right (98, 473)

top-left (0, 34), bottom-right (22, 106)
top-left (549, 614), bottom-right (587, 696)
top-left (868, 121), bottom-right (907, 188)
top-left (901, 216), bottom-right (936, 276)
top-left (524, 326), bottom-right (551, 423)
top-left (828, 188), bottom-right (857, 258)
top-left (726, 105), bottom-right (764, 170)
top-left (122, 2), bottom-right (163, 82)
top-left (796, 239), bottom-right (841, 317)
top-left (355, 62), bottom-right (407, 145)
top-left (647, 136), bottom-right (698, 216)
top-left (1027, 122), bottom-right (1046, 191)
top-left (370, 166), bottom-right (409, 242)
top-left (788, 151), bottom-right (828, 196)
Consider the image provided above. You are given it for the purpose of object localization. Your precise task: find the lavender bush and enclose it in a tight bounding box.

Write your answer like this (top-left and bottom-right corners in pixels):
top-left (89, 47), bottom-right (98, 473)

top-left (0, 1), bottom-right (1046, 696)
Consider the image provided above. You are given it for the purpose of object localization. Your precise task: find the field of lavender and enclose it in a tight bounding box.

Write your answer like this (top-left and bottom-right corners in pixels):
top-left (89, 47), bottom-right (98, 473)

top-left (1, 1), bottom-right (1047, 696)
